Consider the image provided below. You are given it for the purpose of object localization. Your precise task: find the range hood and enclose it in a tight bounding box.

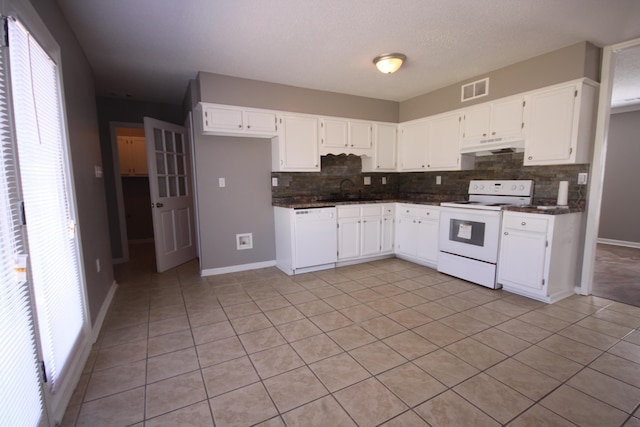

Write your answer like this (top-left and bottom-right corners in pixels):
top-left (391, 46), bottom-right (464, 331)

top-left (459, 137), bottom-right (525, 156)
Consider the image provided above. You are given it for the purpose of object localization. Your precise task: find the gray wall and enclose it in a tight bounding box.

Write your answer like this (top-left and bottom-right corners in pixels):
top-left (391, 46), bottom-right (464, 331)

top-left (193, 135), bottom-right (275, 270)
top-left (96, 97), bottom-right (183, 259)
top-left (599, 110), bottom-right (640, 243)
top-left (400, 42), bottom-right (601, 121)
top-left (30, 0), bottom-right (113, 325)
top-left (198, 73), bottom-right (399, 122)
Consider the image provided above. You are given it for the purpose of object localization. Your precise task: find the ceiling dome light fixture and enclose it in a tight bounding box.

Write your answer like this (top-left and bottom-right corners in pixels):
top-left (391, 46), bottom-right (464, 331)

top-left (373, 53), bottom-right (406, 74)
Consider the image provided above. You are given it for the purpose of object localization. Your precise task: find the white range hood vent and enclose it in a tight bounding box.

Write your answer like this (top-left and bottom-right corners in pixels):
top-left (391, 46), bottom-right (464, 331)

top-left (459, 137), bottom-right (525, 157)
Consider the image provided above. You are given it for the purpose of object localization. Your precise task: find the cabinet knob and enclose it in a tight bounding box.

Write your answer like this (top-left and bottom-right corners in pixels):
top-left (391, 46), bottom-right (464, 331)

top-left (528, 156), bottom-right (533, 160)
top-left (521, 222), bottom-right (526, 226)
top-left (492, 131), bottom-right (496, 135)
top-left (344, 143), bottom-right (348, 147)
top-left (413, 220), bottom-right (416, 223)
top-left (418, 221), bottom-right (422, 224)
top-left (247, 125), bottom-right (251, 129)
top-left (238, 124), bottom-right (242, 128)
top-left (483, 133), bottom-right (487, 137)
top-left (426, 212), bottom-right (430, 215)
top-left (504, 231), bottom-right (509, 235)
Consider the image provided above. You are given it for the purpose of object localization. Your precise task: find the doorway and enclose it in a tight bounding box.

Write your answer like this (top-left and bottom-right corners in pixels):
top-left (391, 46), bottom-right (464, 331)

top-left (581, 37), bottom-right (640, 306)
top-left (110, 122), bottom-right (151, 264)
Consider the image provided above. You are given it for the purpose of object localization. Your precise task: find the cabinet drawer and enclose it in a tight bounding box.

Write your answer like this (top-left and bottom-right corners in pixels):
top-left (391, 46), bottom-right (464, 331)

top-left (503, 216), bottom-right (548, 233)
top-left (361, 205), bottom-right (383, 217)
top-left (337, 206), bottom-right (361, 218)
top-left (416, 207), bottom-right (440, 220)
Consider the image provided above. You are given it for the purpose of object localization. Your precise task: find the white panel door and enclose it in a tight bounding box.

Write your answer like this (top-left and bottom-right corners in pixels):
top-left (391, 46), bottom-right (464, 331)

top-left (144, 117), bottom-right (197, 272)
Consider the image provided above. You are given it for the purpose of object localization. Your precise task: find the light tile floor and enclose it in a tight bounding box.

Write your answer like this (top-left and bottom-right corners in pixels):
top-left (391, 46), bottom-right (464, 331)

top-left (62, 246), bottom-right (640, 426)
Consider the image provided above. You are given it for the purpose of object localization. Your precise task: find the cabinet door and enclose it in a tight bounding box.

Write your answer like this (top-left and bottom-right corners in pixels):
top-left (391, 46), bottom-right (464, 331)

top-left (524, 85), bottom-right (577, 165)
top-left (361, 216), bottom-right (381, 256)
top-left (461, 103), bottom-right (491, 145)
top-left (427, 112), bottom-right (461, 170)
top-left (279, 115), bottom-right (320, 171)
top-left (203, 105), bottom-right (243, 131)
top-left (498, 228), bottom-right (547, 292)
top-left (416, 219), bottom-right (439, 263)
top-left (491, 96), bottom-right (524, 141)
top-left (349, 121), bottom-right (372, 149)
top-left (321, 118), bottom-right (349, 149)
top-left (373, 123), bottom-right (397, 170)
top-left (381, 215), bottom-right (394, 253)
top-left (338, 217), bottom-right (361, 260)
top-left (244, 110), bottom-right (277, 133)
top-left (395, 216), bottom-right (417, 256)
top-left (399, 121), bottom-right (428, 171)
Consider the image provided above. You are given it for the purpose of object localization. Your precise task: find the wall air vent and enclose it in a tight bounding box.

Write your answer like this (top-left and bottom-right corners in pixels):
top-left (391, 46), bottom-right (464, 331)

top-left (461, 78), bottom-right (489, 102)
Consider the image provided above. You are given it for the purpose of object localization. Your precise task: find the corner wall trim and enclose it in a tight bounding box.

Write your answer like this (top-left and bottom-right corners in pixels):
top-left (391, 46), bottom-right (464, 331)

top-left (201, 260), bottom-right (276, 277)
top-left (597, 238), bottom-right (640, 249)
top-left (92, 280), bottom-right (118, 343)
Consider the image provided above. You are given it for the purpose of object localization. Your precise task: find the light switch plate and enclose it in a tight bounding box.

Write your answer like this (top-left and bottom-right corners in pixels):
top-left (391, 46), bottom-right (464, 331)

top-left (218, 177), bottom-right (226, 187)
top-left (577, 173), bottom-right (588, 185)
top-left (272, 177), bottom-right (278, 187)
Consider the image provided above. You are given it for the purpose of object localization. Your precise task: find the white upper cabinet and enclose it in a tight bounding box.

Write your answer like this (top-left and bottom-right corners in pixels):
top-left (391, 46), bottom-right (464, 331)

top-left (349, 120), bottom-right (372, 150)
top-left (272, 114), bottom-right (320, 171)
top-left (320, 118), bottom-right (349, 150)
top-left (427, 111), bottom-right (472, 171)
top-left (363, 123), bottom-right (397, 172)
top-left (319, 118), bottom-right (373, 155)
top-left (523, 80), bottom-right (597, 165)
top-left (200, 103), bottom-right (277, 137)
top-left (399, 114), bottom-right (471, 172)
top-left (461, 95), bottom-right (524, 152)
top-left (398, 120), bottom-right (428, 171)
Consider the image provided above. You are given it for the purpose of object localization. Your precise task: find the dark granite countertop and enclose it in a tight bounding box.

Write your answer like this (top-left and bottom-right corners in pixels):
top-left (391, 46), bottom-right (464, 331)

top-left (273, 197), bottom-right (584, 214)
top-left (502, 205), bottom-right (584, 215)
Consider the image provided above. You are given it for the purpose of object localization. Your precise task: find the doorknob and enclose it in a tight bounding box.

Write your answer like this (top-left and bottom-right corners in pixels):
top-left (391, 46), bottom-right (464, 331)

top-left (156, 203), bottom-right (164, 208)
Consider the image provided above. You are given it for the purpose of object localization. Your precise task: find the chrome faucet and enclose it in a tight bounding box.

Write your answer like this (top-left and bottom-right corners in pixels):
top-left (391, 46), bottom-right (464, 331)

top-left (339, 179), bottom-right (354, 196)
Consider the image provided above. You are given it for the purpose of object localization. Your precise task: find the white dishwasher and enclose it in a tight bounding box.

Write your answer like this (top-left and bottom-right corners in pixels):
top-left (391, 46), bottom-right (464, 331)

top-left (294, 207), bottom-right (337, 269)
top-left (273, 206), bottom-right (338, 275)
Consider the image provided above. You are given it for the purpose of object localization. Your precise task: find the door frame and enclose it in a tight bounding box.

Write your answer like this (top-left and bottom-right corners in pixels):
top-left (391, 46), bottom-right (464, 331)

top-left (580, 37), bottom-right (640, 295)
top-left (109, 121), bottom-right (144, 264)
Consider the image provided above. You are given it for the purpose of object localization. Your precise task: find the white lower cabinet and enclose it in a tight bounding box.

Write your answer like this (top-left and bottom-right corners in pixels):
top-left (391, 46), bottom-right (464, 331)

top-left (497, 211), bottom-right (582, 303)
top-left (337, 204), bottom-right (394, 261)
top-left (394, 204), bottom-right (440, 268)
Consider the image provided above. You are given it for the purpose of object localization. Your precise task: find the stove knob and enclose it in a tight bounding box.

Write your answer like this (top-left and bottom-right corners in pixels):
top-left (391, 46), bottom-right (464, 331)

top-left (519, 185), bottom-right (525, 190)
top-left (472, 184), bottom-right (478, 190)
top-left (479, 185), bottom-right (485, 190)
top-left (511, 185), bottom-right (517, 190)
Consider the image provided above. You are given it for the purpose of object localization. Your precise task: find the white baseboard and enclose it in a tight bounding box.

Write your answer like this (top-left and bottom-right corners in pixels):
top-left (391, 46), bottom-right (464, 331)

top-left (201, 260), bottom-right (277, 276)
top-left (92, 280), bottom-right (118, 343)
top-left (597, 238), bottom-right (640, 249)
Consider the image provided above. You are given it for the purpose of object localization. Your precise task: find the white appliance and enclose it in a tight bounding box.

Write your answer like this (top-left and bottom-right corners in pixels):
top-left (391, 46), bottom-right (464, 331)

top-left (438, 180), bottom-right (533, 288)
top-left (274, 206), bottom-right (337, 275)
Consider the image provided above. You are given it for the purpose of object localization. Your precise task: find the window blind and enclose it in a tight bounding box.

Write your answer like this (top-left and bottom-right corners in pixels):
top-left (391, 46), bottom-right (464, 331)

top-left (8, 17), bottom-right (85, 394)
top-left (0, 17), bottom-right (45, 426)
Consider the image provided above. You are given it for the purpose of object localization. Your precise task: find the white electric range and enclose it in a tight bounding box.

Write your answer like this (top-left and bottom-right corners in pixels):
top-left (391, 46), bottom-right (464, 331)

top-left (438, 180), bottom-right (534, 288)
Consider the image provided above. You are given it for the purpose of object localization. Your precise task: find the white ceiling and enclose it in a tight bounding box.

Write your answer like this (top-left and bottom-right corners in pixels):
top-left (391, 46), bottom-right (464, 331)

top-left (55, 0), bottom-right (640, 106)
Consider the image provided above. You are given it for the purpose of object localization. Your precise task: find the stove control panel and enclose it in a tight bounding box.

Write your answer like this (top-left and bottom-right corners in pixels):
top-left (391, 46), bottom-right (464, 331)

top-left (468, 180), bottom-right (533, 197)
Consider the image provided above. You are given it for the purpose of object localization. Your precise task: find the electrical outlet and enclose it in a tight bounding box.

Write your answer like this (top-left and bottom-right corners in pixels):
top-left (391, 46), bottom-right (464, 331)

top-left (271, 177), bottom-right (278, 187)
top-left (364, 176), bottom-right (371, 185)
top-left (382, 177), bottom-right (387, 185)
top-left (436, 176), bottom-right (442, 185)
top-left (577, 173), bottom-right (588, 185)
top-left (218, 177), bottom-right (226, 187)
top-left (95, 258), bottom-right (101, 273)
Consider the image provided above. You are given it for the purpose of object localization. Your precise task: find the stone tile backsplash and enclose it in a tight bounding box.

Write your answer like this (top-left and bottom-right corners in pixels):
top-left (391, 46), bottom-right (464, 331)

top-left (272, 153), bottom-right (590, 205)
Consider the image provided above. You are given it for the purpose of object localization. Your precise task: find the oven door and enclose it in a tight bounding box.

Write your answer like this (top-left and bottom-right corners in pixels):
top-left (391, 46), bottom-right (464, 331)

top-left (439, 208), bottom-right (501, 263)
